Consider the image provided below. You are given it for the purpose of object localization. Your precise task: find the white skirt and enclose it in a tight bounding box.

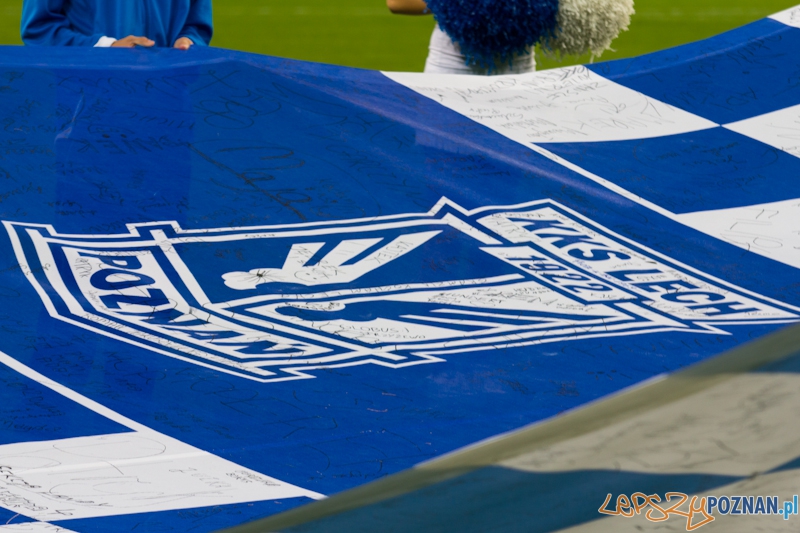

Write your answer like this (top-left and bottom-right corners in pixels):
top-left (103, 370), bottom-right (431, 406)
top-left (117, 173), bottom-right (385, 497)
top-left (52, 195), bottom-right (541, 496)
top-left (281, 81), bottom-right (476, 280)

top-left (423, 24), bottom-right (536, 75)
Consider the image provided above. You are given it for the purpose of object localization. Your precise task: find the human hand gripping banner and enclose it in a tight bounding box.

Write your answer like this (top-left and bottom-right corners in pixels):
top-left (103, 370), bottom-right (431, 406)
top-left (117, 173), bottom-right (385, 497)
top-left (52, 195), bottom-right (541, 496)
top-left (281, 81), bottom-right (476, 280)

top-left (0, 5), bottom-right (799, 532)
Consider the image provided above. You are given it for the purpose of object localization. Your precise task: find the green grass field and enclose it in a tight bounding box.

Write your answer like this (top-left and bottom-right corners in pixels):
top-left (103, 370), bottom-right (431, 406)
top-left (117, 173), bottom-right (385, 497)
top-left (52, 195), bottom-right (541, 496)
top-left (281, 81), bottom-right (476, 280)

top-left (1, 1), bottom-right (799, 71)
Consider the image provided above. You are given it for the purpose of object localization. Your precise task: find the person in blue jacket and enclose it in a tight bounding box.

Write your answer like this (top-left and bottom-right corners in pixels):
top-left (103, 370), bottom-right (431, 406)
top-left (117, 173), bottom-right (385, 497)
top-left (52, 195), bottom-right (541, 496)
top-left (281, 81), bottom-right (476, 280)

top-left (21, 0), bottom-right (212, 49)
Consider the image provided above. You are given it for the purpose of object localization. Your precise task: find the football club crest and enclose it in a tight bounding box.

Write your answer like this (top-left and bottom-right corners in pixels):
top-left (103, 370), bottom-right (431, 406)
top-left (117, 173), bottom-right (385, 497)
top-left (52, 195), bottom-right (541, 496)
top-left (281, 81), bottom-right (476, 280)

top-left (6, 199), bottom-right (798, 382)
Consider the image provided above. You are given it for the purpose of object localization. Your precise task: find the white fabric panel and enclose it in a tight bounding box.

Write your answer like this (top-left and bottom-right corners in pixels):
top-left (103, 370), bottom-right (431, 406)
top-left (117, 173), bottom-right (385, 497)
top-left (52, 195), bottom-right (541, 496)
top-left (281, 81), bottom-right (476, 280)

top-left (769, 4), bottom-right (800, 28)
top-left (675, 199), bottom-right (800, 270)
top-left (384, 67), bottom-right (717, 144)
top-left (0, 432), bottom-right (321, 521)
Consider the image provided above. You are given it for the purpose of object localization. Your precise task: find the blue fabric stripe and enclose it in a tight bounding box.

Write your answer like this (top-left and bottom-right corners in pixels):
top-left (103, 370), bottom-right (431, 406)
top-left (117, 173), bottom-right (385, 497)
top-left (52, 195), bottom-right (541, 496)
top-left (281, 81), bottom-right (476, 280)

top-left (589, 19), bottom-right (800, 124)
top-left (540, 127), bottom-right (800, 213)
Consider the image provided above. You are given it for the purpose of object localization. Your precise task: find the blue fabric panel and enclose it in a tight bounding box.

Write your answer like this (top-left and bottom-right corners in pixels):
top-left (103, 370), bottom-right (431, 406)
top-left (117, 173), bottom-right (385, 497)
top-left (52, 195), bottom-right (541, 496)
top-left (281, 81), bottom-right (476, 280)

top-left (769, 454), bottom-right (800, 474)
top-left (540, 127), bottom-right (800, 213)
top-left (589, 19), bottom-right (800, 124)
top-left (0, 356), bottom-right (130, 445)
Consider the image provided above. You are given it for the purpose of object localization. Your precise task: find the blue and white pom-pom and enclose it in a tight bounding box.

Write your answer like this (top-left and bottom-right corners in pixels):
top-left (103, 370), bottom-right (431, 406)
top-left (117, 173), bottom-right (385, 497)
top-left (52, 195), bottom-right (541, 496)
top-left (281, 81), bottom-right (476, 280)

top-left (425, 0), bottom-right (561, 69)
top-left (542, 0), bottom-right (635, 58)
top-left (426, 0), bottom-right (634, 67)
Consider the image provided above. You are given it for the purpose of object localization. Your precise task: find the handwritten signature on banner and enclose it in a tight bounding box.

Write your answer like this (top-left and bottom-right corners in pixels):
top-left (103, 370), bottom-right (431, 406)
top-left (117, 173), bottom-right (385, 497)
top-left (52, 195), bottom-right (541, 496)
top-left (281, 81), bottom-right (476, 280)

top-left (599, 492), bottom-right (799, 530)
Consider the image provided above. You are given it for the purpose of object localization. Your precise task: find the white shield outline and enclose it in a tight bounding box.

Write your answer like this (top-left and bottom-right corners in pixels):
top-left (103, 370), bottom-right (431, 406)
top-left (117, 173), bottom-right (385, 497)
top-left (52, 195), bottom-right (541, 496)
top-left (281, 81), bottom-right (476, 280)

top-left (6, 197), bottom-right (799, 382)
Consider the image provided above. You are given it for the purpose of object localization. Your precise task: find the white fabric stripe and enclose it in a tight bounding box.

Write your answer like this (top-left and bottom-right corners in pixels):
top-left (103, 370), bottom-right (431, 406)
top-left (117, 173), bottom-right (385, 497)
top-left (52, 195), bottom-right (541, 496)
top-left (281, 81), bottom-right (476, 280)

top-left (384, 67), bottom-right (717, 144)
top-left (675, 198), bottom-right (800, 270)
top-left (769, 4), bottom-right (800, 28)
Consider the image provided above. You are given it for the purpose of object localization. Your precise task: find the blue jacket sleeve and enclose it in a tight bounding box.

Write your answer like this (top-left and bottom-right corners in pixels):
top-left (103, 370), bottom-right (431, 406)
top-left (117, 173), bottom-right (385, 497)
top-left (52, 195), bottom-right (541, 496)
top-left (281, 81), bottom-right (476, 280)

top-left (21, 0), bottom-right (105, 46)
top-left (178, 0), bottom-right (213, 46)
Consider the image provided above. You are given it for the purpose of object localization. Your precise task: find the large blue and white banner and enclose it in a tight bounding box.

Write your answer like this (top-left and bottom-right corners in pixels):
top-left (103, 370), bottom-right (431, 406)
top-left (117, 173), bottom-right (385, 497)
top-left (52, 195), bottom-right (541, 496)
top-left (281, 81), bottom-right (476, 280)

top-left (0, 6), bottom-right (799, 532)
